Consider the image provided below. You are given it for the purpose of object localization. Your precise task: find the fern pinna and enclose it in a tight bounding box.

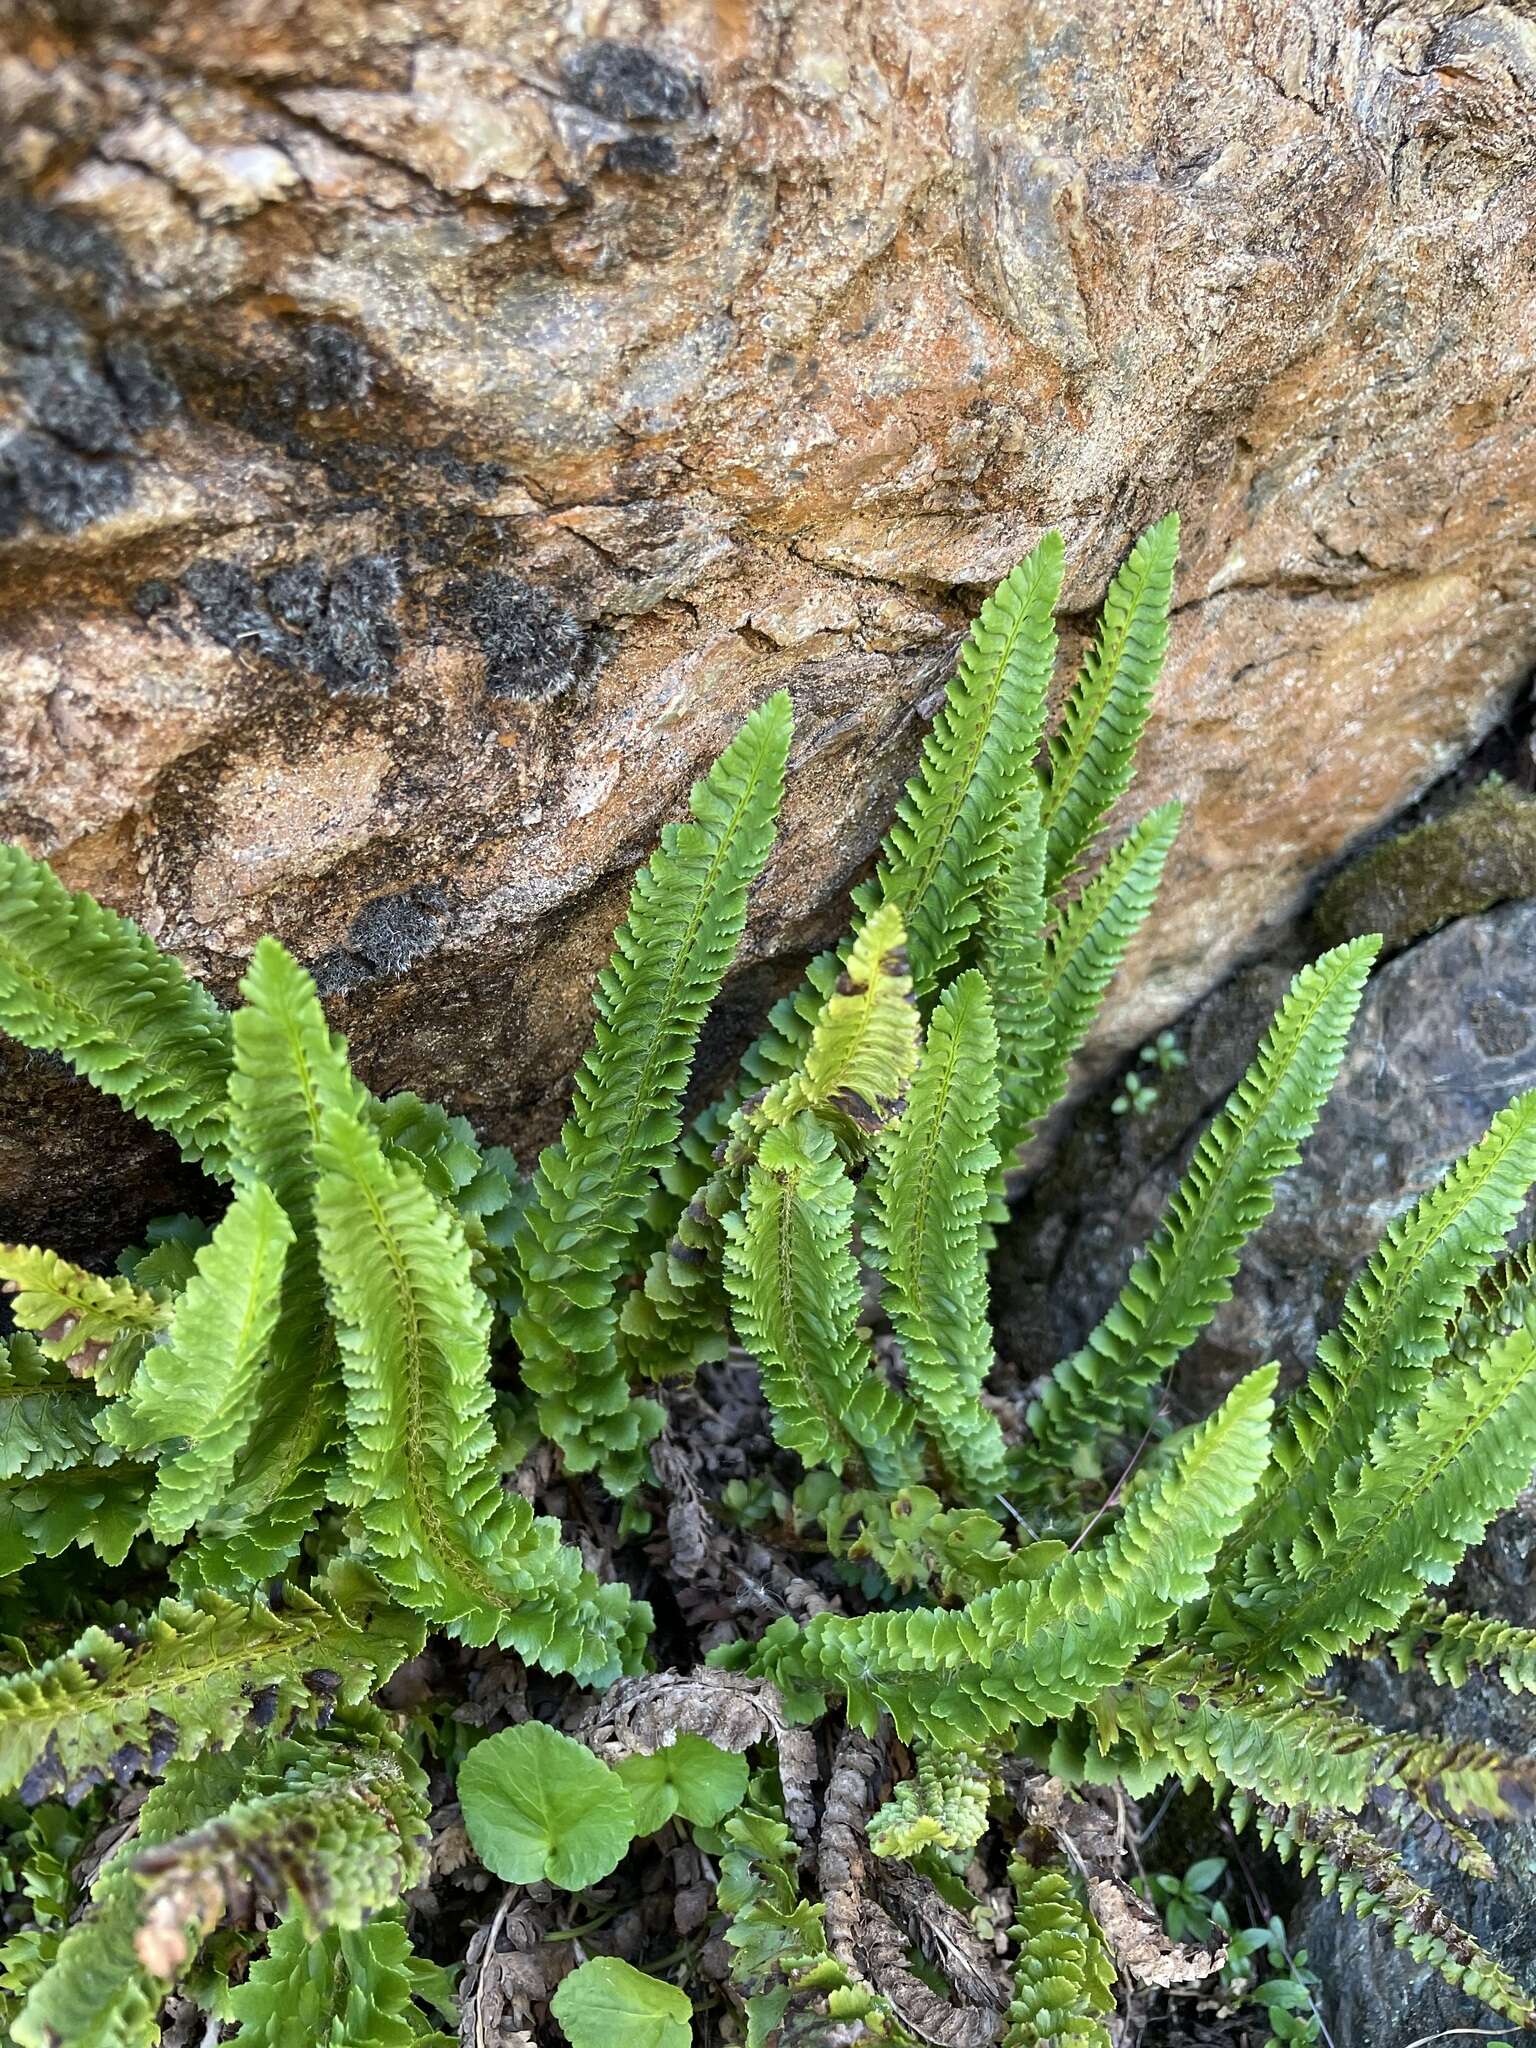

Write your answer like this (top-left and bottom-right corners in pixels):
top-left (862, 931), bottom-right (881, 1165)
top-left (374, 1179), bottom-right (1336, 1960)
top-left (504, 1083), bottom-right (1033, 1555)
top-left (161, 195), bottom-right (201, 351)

top-left (2, 511), bottom-right (1535, 2040)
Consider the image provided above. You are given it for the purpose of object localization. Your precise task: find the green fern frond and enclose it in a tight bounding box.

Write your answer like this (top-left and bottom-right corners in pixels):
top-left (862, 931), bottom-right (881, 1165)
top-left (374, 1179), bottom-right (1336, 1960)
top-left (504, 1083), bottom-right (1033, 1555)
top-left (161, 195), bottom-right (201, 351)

top-left (0, 1334), bottom-right (103, 1481)
top-left (514, 692), bottom-right (791, 1487)
top-left (1207, 1313), bottom-right (1536, 1681)
top-left (5, 1454), bottom-right (153, 1568)
top-left (0, 1244), bottom-right (162, 1365)
top-left (1010, 802), bottom-right (1182, 1147)
top-left (1041, 513), bottom-right (1179, 900)
top-left (315, 1100), bottom-right (648, 1681)
top-left (132, 1718), bottom-right (429, 1977)
top-left (0, 1563), bottom-right (423, 1804)
top-left (1003, 1862), bottom-right (1115, 2048)
top-left (723, 1113), bottom-right (915, 1482)
top-left (869, 535), bottom-right (1061, 992)
top-left (1229, 1088), bottom-right (1536, 1577)
top-left (1028, 937), bottom-right (1377, 1467)
top-left (1253, 1803), bottom-right (1535, 2027)
top-left (108, 1182), bottom-right (294, 1541)
top-left (747, 1365), bottom-right (1275, 1744)
top-left (868, 1748), bottom-right (991, 1859)
top-left (757, 898), bottom-right (921, 1144)
top-left (11, 1746), bottom-right (250, 2048)
top-left (1095, 1659), bottom-right (1383, 1813)
top-left (1388, 1599), bottom-right (1536, 1694)
top-left (229, 1917), bottom-right (456, 2047)
top-left (1448, 1240), bottom-right (1536, 1360)
top-left (978, 786), bottom-right (1050, 1175)
top-left (872, 970), bottom-right (1007, 1497)
top-left (0, 844), bottom-right (233, 1171)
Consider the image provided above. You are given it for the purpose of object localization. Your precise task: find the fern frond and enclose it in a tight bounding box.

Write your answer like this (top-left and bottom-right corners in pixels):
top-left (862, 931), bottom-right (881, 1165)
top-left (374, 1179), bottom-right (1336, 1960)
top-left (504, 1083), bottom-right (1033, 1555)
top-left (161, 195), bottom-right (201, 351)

top-left (6, 1454), bottom-right (153, 1567)
top-left (1388, 1599), bottom-right (1536, 1694)
top-left (0, 1563), bottom-right (423, 1804)
top-left (1254, 1803), bottom-right (1535, 2027)
top-left (869, 535), bottom-right (1061, 992)
top-left (723, 1113), bottom-right (915, 1482)
top-left (978, 786), bottom-right (1050, 1174)
top-left (873, 970), bottom-right (1007, 1497)
top-left (228, 1917), bottom-right (456, 2047)
top-left (0, 844), bottom-right (233, 1170)
top-left (0, 1334), bottom-right (103, 1481)
top-left (1003, 1862), bottom-right (1115, 2048)
top-left (1028, 938), bottom-right (1376, 1467)
top-left (1041, 513), bottom-right (1179, 900)
top-left (132, 1718), bottom-right (429, 1978)
top-left (1010, 802), bottom-right (1182, 1145)
top-left (514, 693), bottom-right (791, 1488)
top-left (757, 898), bottom-right (921, 1144)
top-left (315, 1101), bottom-right (648, 1681)
top-left (1229, 1088), bottom-right (1536, 1578)
top-left (0, 1244), bottom-right (162, 1365)
top-left (108, 1182), bottom-right (294, 1540)
top-left (1096, 1659), bottom-right (1383, 1813)
top-left (1208, 1313), bottom-right (1536, 1681)
top-left (11, 1746), bottom-right (250, 2048)
top-left (868, 1748), bottom-right (991, 1859)
top-left (747, 1366), bottom-right (1275, 1744)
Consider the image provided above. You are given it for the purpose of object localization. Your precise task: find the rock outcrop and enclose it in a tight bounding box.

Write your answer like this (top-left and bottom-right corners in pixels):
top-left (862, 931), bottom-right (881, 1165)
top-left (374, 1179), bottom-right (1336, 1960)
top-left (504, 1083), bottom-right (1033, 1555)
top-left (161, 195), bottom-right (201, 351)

top-left (4, 2), bottom-right (1536, 1246)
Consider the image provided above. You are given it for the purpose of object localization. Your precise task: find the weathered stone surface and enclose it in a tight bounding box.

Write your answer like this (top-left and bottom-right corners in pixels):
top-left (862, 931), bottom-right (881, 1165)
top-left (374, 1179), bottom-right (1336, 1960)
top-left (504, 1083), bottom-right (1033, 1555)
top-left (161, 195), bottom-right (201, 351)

top-left (4, 2), bottom-right (1536, 1245)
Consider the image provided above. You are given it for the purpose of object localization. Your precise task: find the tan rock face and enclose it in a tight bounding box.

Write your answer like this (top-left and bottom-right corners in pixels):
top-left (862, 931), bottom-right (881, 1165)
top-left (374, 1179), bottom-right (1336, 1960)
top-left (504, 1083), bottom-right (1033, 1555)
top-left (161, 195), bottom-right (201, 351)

top-left (2, 0), bottom-right (1534, 1248)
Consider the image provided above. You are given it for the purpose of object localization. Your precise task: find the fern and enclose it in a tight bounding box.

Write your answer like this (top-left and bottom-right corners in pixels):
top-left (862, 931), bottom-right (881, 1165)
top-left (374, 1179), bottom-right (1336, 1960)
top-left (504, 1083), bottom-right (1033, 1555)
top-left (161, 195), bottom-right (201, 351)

top-left (1010, 801), bottom-right (1182, 1145)
top-left (868, 533), bottom-right (1061, 992)
top-left (1040, 512), bottom-right (1179, 900)
top-left (315, 1099), bottom-right (647, 1682)
top-left (1027, 938), bottom-right (1377, 1467)
top-left (228, 1918), bottom-right (456, 2047)
top-left (0, 1243), bottom-right (162, 1368)
top-left (723, 1113), bottom-right (915, 1482)
top-left (132, 1716), bottom-right (429, 1977)
top-left (8, 521), bottom-right (1536, 2041)
top-left (0, 845), bottom-right (233, 1171)
top-left (0, 1333), bottom-right (103, 1482)
top-left (514, 691), bottom-right (791, 1488)
top-left (745, 1366), bottom-right (1276, 1743)
top-left (1207, 1312), bottom-right (1536, 1681)
top-left (1003, 1862), bottom-right (1115, 2048)
top-left (108, 1181), bottom-right (294, 1540)
top-left (872, 970), bottom-right (1007, 1497)
top-left (978, 787), bottom-right (1050, 1173)
top-left (1230, 1089), bottom-right (1536, 1578)
top-left (1253, 1803), bottom-right (1535, 2027)
top-left (0, 1564), bottom-right (422, 1804)
top-left (868, 1748), bottom-right (991, 1859)
top-left (10, 1746), bottom-right (250, 2048)
top-left (1388, 1599), bottom-right (1536, 1694)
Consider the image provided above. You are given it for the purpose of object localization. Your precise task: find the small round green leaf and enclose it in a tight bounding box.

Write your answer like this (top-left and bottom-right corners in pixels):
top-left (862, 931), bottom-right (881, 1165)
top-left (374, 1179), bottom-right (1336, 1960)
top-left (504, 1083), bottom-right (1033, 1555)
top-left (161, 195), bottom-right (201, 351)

top-left (615, 1733), bottom-right (750, 1835)
top-left (551, 1957), bottom-right (691, 2048)
top-left (458, 1722), bottom-right (635, 1890)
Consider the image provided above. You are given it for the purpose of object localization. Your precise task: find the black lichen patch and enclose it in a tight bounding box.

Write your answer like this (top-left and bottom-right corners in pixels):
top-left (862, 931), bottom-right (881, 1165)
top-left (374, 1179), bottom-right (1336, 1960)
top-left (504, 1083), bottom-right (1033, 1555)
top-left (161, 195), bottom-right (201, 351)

top-left (0, 227), bottom-right (179, 538)
top-left (300, 320), bottom-right (374, 411)
top-left (102, 335), bottom-right (180, 431)
top-left (0, 430), bottom-right (132, 535)
top-left (312, 884), bottom-right (451, 994)
top-left (178, 550), bottom-right (404, 694)
top-left (458, 569), bottom-right (590, 700)
top-left (563, 40), bottom-right (696, 122)
top-left (605, 133), bottom-right (679, 177)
